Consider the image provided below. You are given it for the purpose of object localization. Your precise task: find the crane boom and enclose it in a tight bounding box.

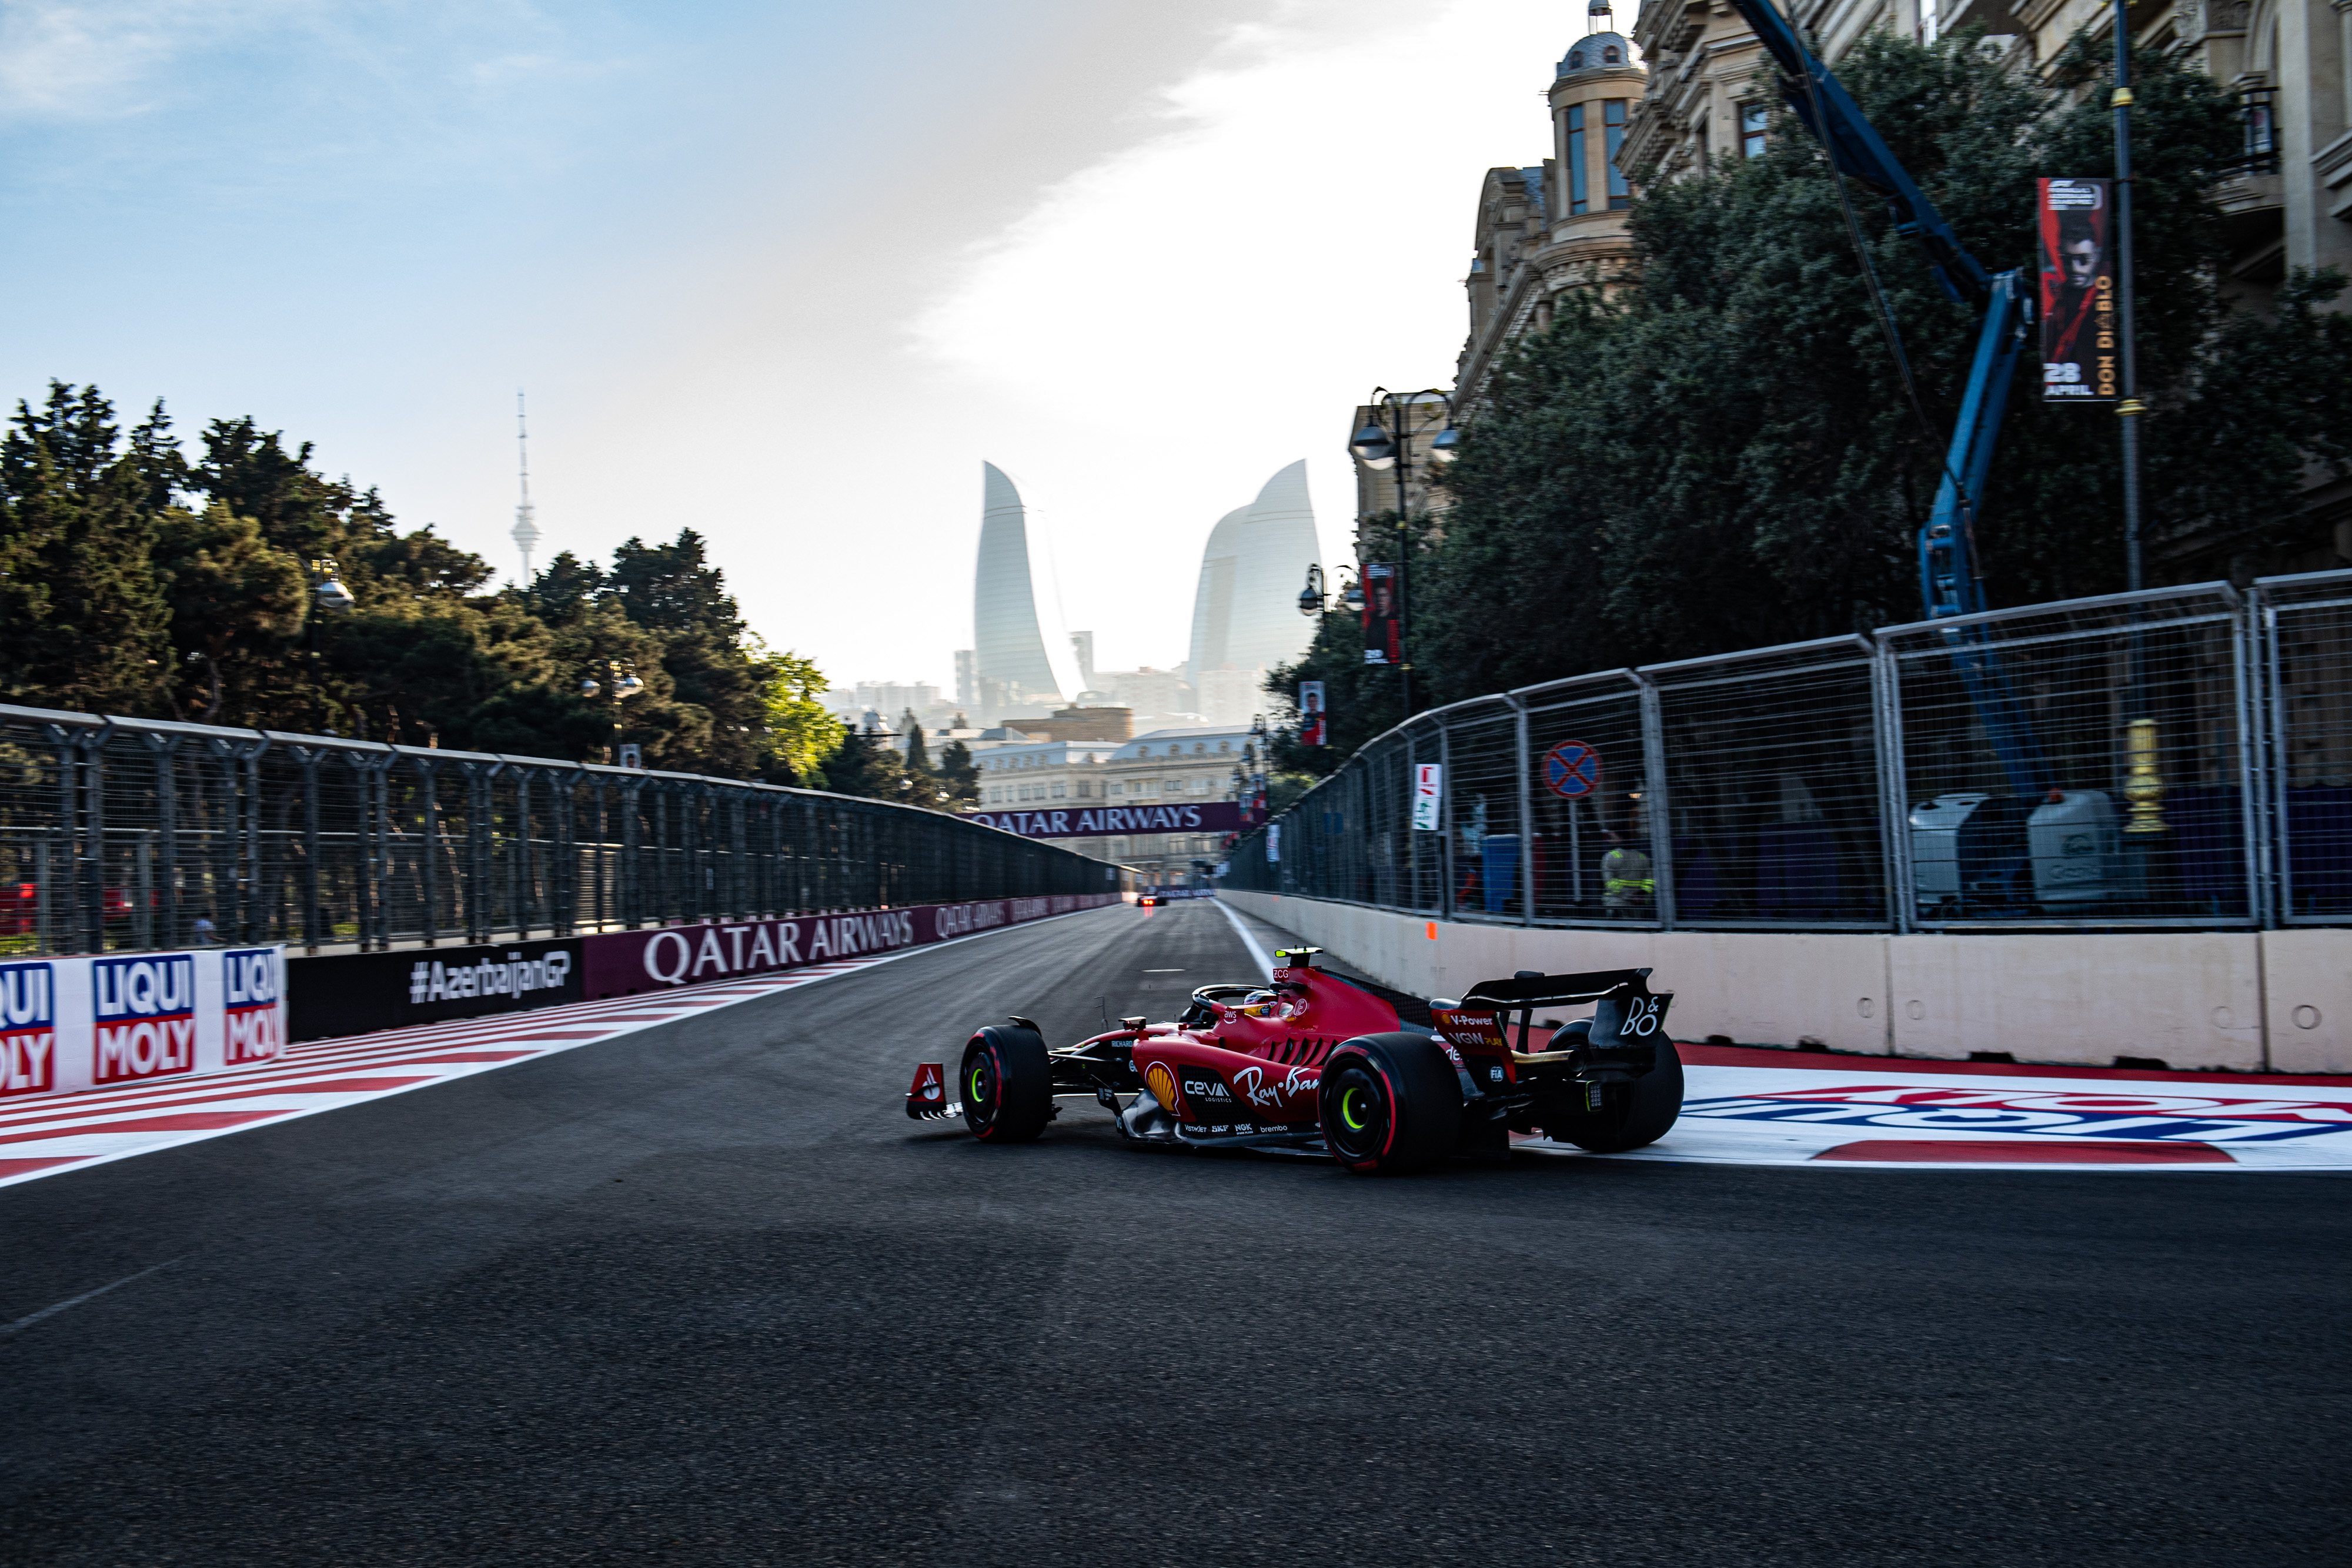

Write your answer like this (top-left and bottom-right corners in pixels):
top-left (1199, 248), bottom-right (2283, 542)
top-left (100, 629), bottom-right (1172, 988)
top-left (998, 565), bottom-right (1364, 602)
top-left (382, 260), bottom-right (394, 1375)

top-left (1721, 0), bottom-right (2051, 794)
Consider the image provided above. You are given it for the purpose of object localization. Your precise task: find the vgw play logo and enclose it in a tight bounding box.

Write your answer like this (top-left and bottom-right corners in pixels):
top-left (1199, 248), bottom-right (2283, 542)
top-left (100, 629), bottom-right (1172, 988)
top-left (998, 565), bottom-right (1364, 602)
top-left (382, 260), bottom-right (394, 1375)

top-left (223, 947), bottom-right (282, 1065)
top-left (93, 955), bottom-right (196, 1084)
top-left (0, 961), bottom-right (55, 1097)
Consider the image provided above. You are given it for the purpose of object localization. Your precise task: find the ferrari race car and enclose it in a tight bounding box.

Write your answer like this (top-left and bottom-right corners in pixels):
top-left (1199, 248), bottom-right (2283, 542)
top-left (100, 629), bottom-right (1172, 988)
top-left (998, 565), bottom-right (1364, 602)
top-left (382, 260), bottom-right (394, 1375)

top-left (905, 948), bottom-right (1682, 1174)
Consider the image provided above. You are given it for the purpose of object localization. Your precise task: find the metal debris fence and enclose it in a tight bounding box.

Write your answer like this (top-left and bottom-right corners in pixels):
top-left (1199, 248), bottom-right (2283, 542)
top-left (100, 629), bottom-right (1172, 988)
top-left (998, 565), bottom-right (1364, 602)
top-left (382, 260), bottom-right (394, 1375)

top-left (1229, 571), bottom-right (2352, 932)
top-left (0, 706), bottom-right (1118, 957)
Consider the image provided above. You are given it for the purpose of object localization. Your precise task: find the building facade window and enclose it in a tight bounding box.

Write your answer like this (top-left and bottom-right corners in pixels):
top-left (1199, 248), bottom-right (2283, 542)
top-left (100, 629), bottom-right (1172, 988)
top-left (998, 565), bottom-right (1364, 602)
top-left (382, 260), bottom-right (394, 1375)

top-left (1567, 103), bottom-right (1589, 214)
top-left (1605, 100), bottom-right (1630, 208)
top-left (1741, 103), bottom-right (1768, 158)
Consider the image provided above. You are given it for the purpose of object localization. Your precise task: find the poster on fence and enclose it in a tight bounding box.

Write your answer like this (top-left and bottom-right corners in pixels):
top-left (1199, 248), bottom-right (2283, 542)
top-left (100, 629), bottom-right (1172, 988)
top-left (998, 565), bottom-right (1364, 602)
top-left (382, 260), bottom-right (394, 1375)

top-left (1411, 763), bottom-right (1444, 832)
top-left (2037, 178), bottom-right (2114, 402)
top-left (1362, 564), bottom-right (1401, 666)
top-left (1298, 681), bottom-right (1327, 745)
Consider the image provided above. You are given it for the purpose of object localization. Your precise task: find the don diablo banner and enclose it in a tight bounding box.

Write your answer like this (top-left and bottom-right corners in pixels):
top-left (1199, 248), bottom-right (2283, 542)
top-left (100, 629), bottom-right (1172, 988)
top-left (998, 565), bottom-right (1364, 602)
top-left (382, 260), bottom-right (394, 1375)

top-left (958, 802), bottom-right (1245, 841)
top-left (1362, 563), bottom-right (1401, 666)
top-left (0, 947), bottom-right (288, 1099)
top-left (1298, 680), bottom-right (1327, 746)
top-left (2037, 178), bottom-right (2115, 403)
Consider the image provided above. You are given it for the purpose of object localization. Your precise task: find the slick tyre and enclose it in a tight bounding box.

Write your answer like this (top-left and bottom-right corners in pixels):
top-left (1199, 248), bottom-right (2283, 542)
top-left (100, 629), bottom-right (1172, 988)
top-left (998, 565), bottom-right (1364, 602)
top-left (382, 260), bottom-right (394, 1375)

top-left (1548, 1038), bottom-right (1684, 1154)
top-left (960, 1025), bottom-right (1053, 1143)
top-left (1318, 1032), bottom-right (1463, 1175)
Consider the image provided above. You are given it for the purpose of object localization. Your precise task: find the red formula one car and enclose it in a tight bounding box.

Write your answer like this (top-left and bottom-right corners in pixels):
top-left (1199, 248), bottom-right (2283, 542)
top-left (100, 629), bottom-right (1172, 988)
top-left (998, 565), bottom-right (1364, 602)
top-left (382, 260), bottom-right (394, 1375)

top-left (905, 948), bottom-right (1682, 1173)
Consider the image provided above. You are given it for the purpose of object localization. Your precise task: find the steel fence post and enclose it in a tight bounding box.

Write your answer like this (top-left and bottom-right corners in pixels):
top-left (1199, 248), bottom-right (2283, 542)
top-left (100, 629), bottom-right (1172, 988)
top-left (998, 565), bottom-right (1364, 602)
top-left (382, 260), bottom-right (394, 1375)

top-left (298, 747), bottom-right (323, 953)
top-left (1873, 634), bottom-right (1918, 935)
top-left (2239, 586), bottom-right (2275, 930)
top-left (141, 732), bottom-right (182, 948)
top-left (1510, 693), bottom-right (1535, 925)
top-left (1632, 672), bottom-right (1674, 931)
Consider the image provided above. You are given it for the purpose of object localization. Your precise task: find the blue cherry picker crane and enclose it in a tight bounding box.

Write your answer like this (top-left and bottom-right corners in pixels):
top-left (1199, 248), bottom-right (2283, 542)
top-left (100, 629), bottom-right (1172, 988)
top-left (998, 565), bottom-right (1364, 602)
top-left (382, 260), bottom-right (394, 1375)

top-left (1711, 0), bottom-right (2133, 914)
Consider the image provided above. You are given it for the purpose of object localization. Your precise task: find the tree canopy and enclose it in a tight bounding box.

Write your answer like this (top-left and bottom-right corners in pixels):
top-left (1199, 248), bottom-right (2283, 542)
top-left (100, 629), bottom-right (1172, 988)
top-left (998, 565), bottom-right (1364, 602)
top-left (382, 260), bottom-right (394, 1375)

top-left (0, 383), bottom-right (868, 790)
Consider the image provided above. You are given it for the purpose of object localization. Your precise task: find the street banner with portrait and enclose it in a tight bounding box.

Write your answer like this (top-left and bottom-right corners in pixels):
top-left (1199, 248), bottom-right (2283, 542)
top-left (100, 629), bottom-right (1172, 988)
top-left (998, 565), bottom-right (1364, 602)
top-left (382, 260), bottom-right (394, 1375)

top-left (1298, 680), bottom-right (1327, 745)
top-left (2037, 178), bottom-right (2115, 403)
top-left (1362, 563), bottom-right (1401, 666)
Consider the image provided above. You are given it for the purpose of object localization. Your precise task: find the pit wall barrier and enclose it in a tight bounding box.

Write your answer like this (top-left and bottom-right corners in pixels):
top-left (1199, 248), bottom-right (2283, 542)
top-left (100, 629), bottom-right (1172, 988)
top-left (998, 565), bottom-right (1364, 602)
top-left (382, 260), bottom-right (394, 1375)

top-left (0, 947), bottom-right (289, 1099)
top-left (1217, 890), bottom-right (2352, 1075)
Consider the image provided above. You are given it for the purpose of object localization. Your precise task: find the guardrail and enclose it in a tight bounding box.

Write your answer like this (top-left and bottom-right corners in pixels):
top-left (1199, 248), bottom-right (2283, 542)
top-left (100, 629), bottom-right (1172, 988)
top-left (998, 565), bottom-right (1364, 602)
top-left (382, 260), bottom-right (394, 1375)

top-left (1225, 570), bottom-right (2352, 933)
top-left (0, 704), bottom-right (1120, 956)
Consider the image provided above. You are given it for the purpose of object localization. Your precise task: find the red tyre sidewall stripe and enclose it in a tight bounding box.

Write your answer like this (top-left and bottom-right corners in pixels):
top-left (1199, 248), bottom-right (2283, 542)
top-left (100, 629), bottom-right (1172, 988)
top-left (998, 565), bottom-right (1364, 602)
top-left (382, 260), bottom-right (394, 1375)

top-left (1371, 1062), bottom-right (1401, 1160)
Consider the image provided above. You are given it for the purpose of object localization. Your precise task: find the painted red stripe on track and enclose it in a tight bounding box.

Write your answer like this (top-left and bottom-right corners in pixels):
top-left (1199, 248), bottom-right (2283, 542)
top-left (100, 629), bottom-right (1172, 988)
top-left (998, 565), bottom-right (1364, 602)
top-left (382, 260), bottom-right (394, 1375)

top-left (1680, 1043), bottom-right (2352, 1088)
top-left (1812, 1139), bottom-right (2235, 1164)
top-left (0, 1109), bottom-right (292, 1144)
top-left (386, 1051), bottom-right (542, 1064)
top-left (0, 1079), bottom-right (435, 1128)
top-left (0, 1156), bottom-right (89, 1178)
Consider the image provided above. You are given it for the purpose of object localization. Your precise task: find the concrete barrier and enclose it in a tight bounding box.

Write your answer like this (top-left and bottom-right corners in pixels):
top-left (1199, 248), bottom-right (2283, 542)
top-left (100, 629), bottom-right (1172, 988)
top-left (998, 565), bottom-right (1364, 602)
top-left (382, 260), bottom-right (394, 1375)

top-left (1217, 891), bottom-right (2347, 1072)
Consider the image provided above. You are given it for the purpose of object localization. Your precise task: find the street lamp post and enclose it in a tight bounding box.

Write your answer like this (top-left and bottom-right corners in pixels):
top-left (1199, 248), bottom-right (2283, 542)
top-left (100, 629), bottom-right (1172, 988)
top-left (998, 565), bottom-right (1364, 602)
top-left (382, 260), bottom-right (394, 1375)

top-left (1347, 387), bottom-right (1457, 717)
top-left (579, 659), bottom-right (645, 764)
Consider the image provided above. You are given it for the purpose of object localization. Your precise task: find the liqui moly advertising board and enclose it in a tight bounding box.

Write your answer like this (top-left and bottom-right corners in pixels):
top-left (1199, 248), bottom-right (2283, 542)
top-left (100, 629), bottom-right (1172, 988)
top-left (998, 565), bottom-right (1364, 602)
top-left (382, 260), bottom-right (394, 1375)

top-left (6, 947), bottom-right (289, 1098)
top-left (0, 960), bottom-right (56, 1098)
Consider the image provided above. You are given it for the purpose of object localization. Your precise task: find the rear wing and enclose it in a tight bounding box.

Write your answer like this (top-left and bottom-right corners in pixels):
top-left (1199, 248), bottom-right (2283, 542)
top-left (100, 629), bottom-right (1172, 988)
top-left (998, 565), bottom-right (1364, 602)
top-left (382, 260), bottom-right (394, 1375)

top-left (1434, 968), bottom-right (1672, 1058)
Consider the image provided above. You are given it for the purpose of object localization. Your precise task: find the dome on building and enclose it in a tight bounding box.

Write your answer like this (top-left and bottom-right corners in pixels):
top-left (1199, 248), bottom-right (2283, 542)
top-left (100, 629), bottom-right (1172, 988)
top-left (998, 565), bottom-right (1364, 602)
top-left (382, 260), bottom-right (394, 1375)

top-left (1558, 31), bottom-right (1630, 75)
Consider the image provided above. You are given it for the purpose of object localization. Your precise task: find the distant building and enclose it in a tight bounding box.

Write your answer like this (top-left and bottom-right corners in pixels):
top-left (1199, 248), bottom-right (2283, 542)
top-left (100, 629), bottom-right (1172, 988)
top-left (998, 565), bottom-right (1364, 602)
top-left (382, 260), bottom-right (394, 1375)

top-left (973, 463), bottom-right (1070, 720)
top-left (972, 726), bottom-right (1255, 883)
top-left (1185, 461), bottom-right (1321, 724)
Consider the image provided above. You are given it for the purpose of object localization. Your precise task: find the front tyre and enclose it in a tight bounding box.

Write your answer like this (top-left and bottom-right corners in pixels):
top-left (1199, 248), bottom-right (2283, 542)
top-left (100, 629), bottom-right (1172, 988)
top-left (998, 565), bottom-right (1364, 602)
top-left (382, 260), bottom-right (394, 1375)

top-left (1318, 1032), bottom-right (1462, 1175)
top-left (960, 1025), bottom-right (1053, 1143)
top-left (1547, 1038), bottom-right (1683, 1153)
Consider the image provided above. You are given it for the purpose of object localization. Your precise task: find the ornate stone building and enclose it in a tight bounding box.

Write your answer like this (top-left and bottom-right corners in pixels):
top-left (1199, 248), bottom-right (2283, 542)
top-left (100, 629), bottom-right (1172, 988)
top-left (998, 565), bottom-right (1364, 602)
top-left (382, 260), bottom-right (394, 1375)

top-left (1452, 4), bottom-right (1651, 417)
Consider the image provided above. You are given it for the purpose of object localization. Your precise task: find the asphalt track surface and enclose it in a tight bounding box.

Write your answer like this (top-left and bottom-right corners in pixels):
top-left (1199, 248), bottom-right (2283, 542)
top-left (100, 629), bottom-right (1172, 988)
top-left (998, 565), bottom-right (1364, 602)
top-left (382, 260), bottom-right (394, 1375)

top-left (1, 901), bottom-right (2346, 1567)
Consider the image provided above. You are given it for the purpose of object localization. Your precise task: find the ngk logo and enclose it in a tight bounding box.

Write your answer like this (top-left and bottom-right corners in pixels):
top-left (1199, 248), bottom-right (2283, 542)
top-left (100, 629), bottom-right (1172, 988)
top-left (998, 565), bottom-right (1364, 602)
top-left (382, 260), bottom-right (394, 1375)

top-left (92, 955), bottom-right (196, 1084)
top-left (0, 961), bottom-right (55, 1097)
top-left (222, 947), bottom-right (282, 1065)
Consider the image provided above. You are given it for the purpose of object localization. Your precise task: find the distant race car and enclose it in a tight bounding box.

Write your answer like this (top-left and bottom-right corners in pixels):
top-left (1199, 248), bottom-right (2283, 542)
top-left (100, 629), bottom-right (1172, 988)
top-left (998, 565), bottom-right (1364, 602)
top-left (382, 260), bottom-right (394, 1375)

top-left (904, 947), bottom-right (1681, 1173)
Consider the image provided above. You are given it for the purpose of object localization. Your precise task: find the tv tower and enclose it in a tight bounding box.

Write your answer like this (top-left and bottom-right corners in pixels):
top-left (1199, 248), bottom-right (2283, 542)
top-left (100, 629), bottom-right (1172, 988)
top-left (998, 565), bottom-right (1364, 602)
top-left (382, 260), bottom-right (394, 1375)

top-left (511, 390), bottom-right (542, 583)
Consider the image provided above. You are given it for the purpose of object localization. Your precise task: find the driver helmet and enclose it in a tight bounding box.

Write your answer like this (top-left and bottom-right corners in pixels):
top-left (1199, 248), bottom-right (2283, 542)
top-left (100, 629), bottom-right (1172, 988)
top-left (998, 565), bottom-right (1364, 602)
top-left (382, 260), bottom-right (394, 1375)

top-left (1237, 989), bottom-right (1281, 1018)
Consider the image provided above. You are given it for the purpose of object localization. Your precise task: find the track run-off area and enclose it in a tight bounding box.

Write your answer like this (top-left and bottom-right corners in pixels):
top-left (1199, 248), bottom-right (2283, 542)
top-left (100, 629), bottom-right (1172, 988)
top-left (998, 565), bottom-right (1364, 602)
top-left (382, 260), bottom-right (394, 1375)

top-left (1, 898), bottom-right (2345, 1565)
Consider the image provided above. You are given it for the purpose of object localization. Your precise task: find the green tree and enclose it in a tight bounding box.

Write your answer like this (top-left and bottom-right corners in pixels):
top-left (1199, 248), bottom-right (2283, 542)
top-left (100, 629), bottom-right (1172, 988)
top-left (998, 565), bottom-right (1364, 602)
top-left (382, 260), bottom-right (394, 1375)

top-left (0, 384), bottom-right (171, 712)
top-left (153, 503), bottom-right (308, 722)
top-left (936, 738), bottom-right (981, 810)
top-left (747, 643), bottom-right (843, 783)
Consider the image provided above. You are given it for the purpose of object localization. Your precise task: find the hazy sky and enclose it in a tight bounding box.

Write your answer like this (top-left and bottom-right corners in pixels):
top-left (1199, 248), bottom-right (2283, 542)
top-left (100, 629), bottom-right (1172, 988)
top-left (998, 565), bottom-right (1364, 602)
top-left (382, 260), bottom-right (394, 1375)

top-left (0, 0), bottom-right (1608, 691)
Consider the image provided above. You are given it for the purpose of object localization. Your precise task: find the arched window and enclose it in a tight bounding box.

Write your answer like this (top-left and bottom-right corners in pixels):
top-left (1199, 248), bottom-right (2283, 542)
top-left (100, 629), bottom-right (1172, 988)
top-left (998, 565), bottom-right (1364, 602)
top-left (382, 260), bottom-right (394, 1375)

top-left (1603, 45), bottom-right (1620, 63)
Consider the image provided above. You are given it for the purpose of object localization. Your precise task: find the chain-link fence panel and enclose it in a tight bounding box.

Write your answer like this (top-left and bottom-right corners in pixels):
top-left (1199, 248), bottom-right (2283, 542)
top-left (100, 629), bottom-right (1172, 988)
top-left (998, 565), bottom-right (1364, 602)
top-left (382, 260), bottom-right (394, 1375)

top-left (1519, 673), bottom-right (1649, 925)
top-left (1648, 637), bottom-right (1889, 928)
top-left (2259, 570), bottom-right (2352, 922)
top-left (1881, 584), bottom-right (2256, 927)
top-left (0, 705), bottom-right (1111, 957)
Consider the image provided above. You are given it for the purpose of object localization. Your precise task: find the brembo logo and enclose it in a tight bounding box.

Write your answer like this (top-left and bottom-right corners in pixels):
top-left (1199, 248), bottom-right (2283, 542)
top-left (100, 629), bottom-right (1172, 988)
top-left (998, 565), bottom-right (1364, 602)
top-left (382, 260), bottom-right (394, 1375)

top-left (0, 961), bottom-right (55, 1097)
top-left (92, 955), bottom-right (197, 1084)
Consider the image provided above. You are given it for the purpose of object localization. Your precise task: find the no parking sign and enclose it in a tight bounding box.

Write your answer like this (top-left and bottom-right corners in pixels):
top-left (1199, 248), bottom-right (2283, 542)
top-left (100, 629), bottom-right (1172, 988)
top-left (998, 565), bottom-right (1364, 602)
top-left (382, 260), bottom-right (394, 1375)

top-left (1542, 741), bottom-right (1602, 798)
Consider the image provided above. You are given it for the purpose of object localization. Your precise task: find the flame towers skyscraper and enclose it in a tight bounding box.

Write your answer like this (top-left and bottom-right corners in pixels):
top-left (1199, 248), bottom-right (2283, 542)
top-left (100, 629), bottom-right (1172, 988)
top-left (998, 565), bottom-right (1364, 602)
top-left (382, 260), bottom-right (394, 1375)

top-left (971, 463), bottom-right (1070, 719)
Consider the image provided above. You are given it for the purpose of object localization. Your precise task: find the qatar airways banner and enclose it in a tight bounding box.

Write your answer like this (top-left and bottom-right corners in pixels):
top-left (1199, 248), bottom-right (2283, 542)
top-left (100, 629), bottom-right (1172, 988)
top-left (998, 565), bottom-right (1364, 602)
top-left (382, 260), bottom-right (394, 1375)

top-left (580, 892), bottom-right (1124, 995)
top-left (960, 802), bottom-right (1244, 841)
top-left (0, 947), bottom-right (286, 1099)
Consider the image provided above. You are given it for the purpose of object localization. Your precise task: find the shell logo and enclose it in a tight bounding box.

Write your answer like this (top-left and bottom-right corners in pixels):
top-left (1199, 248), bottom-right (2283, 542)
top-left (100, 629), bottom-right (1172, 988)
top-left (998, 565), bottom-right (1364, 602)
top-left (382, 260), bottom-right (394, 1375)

top-left (1144, 1061), bottom-right (1179, 1111)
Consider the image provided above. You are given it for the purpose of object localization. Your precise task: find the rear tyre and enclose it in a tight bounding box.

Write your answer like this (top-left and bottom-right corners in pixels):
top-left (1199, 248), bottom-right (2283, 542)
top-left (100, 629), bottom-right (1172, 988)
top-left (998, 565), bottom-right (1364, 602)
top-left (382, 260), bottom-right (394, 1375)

top-left (1318, 1032), bottom-right (1463, 1174)
top-left (960, 1025), bottom-right (1053, 1143)
top-left (1546, 1038), bottom-right (1683, 1153)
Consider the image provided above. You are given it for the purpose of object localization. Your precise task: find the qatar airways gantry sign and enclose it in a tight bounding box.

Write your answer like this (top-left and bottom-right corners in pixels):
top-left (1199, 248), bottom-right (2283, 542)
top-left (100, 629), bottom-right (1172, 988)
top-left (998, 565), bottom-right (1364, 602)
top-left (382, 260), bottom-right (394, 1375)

top-left (960, 802), bottom-right (1244, 840)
